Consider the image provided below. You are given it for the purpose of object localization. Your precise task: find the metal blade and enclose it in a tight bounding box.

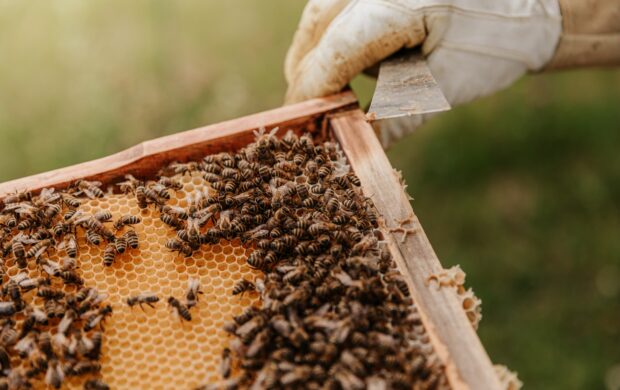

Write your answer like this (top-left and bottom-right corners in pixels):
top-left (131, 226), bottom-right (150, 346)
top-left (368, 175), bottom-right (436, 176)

top-left (367, 49), bottom-right (450, 121)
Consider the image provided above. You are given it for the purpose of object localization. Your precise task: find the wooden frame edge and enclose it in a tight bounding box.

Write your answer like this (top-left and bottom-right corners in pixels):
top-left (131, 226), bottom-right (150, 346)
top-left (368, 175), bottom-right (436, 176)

top-left (330, 109), bottom-right (502, 390)
top-left (0, 91), bottom-right (357, 197)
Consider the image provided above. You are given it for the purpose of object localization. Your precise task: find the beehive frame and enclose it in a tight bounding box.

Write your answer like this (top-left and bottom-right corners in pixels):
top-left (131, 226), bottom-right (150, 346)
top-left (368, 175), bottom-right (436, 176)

top-left (0, 91), bottom-right (501, 390)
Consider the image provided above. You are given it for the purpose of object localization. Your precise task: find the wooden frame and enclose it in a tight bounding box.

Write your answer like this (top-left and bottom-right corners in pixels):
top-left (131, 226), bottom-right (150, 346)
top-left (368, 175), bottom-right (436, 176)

top-left (0, 92), bottom-right (501, 390)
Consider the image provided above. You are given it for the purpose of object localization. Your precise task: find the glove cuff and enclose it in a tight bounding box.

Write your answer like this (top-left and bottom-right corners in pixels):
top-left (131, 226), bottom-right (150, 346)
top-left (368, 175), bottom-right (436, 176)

top-left (546, 0), bottom-right (620, 69)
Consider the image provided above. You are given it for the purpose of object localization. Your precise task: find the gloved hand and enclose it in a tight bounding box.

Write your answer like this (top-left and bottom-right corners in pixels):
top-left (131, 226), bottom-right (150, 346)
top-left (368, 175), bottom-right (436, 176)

top-left (284, 0), bottom-right (563, 147)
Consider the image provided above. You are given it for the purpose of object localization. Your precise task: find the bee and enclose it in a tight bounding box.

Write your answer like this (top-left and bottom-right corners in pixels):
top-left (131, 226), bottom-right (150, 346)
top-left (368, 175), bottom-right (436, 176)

top-left (67, 361), bottom-right (101, 376)
top-left (117, 174), bottom-right (142, 194)
top-left (44, 203), bottom-right (62, 220)
top-left (126, 293), bottom-right (160, 310)
top-left (347, 173), bottom-right (361, 186)
top-left (114, 215), bottom-right (141, 230)
top-left (158, 177), bottom-right (183, 190)
top-left (135, 186), bottom-right (148, 209)
top-left (64, 233), bottom-right (78, 258)
top-left (2, 189), bottom-right (31, 204)
top-left (161, 205), bottom-right (189, 220)
top-left (186, 278), bottom-right (203, 308)
top-left (83, 305), bottom-right (112, 331)
top-left (160, 213), bottom-right (183, 229)
top-left (103, 243), bottom-right (117, 266)
top-left (232, 279), bottom-right (255, 296)
top-left (73, 180), bottom-right (104, 198)
top-left (166, 161), bottom-right (199, 176)
top-left (203, 172), bottom-right (220, 183)
top-left (25, 238), bottom-right (52, 258)
top-left (168, 297), bottom-right (191, 322)
top-left (318, 165), bottom-right (331, 178)
top-left (114, 235), bottom-right (127, 254)
top-left (0, 302), bottom-right (15, 317)
top-left (94, 210), bottom-right (112, 222)
top-left (86, 229), bottom-right (103, 245)
top-left (84, 218), bottom-right (115, 241)
top-left (37, 287), bottom-right (65, 301)
top-left (124, 229), bottom-right (139, 249)
top-left (44, 359), bottom-right (64, 389)
top-left (84, 379), bottom-right (109, 390)
top-left (44, 299), bottom-right (65, 318)
top-left (150, 183), bottom-right (171, 200)
top-left (233, 306), bottom-right (259, 326)
top-left (59, 270), bottom-right (83, 286)
top-left (81, 331), bottom-right (103, 360)
top-left (17, 218), bottom-right (34, 231)
top-left (62, 194), bottom-right (81, 208)
top-left (282, 266), bottom-right (306, 284)
top-left (165, 239), bottom-right (193, 257)
top-left (220, 348), bottom-right (232, 378)
top-left (325, 198), bottom-right (339, 213)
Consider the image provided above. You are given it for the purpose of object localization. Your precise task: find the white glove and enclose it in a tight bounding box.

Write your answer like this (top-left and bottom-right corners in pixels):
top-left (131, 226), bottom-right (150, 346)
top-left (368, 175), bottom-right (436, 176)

top-left (285, 0), bottom-right (562, 147)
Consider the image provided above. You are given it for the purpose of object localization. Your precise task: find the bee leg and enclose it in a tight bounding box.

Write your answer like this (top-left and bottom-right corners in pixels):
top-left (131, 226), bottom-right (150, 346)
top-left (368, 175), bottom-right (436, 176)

top-left (146, 303), bottom-right (156, 309)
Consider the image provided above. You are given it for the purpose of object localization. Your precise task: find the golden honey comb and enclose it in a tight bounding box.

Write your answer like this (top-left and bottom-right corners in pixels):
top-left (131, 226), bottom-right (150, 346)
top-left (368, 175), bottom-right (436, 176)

top-left (5, 172), bottom-right (259, 389)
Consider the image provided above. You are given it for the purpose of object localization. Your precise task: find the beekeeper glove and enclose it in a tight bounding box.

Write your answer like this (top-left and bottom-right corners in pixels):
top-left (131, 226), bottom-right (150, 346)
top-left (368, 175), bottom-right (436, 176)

top-left (284, 0), bottom-right (563, 148)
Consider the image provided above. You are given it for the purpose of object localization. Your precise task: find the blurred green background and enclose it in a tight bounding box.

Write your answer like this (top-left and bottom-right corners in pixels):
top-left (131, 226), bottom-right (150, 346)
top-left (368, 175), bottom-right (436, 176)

top-left (1, 2), bottom-right (619, 389)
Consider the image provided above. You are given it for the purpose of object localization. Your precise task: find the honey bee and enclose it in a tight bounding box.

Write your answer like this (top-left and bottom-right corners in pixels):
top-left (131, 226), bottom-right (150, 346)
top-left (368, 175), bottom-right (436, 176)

top-left (220, 348), bottom-right (232, 378)
top-left (165, 239), bottom-right (193, 257)
top-left (150, 183), bottom-right (171, 200)
top-left (59, 270), bottom-right (83, 286)
top-left (325, 198), bottom-right (339, 213)
top-left (94, 210), bottom-right (112, 222)
top-left (67, 361), bottom-right (101, 376)
top-left (114, 235), bottom-right (127, 254)
top-left (135, 186), bottom-right (148, 209)
top-left (186, 278), bottom-right (203, 308)
top-left (64, 233), bottom-right (78, 258)
top-left (126, 293), bottom-right (160, 310)
top-left (37, 287), bottom-right (65, 301)
top-left (117, 174), bottom-right (142, 194)
top-left (44, 359), bottom-right (64, 389)
top-left (84, 379), bottom-right (110, 390)
top-left (114, 215), bottom-right (141, 230)
top-left (232, 279), bottom-right (255, 296)
top-left (73, 180), bottom-right (104, 198)
top-left (124, 229), bottom-right (139, 249)
top-left (86, 229), bottom-right (103, 246)
top-left (168, 297), bottom-right (191, 322)
top-left (0, 302), bottom-right (16, 317)
top-left (25, 238), bottom-right (53, 258)
top-left (44, 203), bottom-right (62, 220)
top-left (161, 205), bottom-right (189, 220)
top-left (103, 243), bottom-right (117, 266)
top-left (166, 161), bottom-right (199, 176)
top-left (2, 189), bottom-right (31, 205)
top-left (83, 305), bottom-right (112, 331)
top-left (158, 176), bottom-right (183, 190)
top-left (160, 213), bottom-right (183, 229)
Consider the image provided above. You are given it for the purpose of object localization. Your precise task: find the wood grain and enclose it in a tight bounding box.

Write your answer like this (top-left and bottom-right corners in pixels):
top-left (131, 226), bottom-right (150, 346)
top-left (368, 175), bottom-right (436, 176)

top-left (0, 91), bottom-right (357, 197)
top-left (330, 109), bottom-right (502, 390)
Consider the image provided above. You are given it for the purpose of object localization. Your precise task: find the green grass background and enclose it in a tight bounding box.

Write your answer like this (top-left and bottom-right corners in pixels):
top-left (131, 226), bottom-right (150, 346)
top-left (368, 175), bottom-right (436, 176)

top-left (1, 2), bottom-right (619, 389)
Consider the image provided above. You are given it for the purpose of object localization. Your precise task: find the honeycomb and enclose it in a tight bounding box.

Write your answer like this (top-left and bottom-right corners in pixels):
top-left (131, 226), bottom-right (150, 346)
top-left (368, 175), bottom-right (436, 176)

top-left (427, 265), bottom-right (482, 330)
top-left (0, 129), bottom-right (516, 389)
top-left (2, 172), bottom-right (260, 389)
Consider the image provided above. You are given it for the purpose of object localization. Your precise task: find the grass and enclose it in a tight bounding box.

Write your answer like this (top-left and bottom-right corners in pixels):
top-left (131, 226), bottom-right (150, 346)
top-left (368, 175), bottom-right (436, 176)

top-left (1, 2), bottom-right (619, 389)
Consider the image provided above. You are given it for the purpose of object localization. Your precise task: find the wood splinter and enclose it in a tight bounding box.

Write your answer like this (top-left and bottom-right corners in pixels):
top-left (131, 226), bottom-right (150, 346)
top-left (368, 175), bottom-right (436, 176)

top-left (388, 216), bottom-right (418, 243)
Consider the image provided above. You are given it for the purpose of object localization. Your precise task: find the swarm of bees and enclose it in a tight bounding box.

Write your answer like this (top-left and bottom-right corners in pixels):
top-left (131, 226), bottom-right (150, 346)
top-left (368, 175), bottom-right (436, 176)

top-left (0, 127), bottom-right (449, 389)
top-left (0, 182), bottom-right (119, 389)
top-left (137, 128), bottom-right (449, 389)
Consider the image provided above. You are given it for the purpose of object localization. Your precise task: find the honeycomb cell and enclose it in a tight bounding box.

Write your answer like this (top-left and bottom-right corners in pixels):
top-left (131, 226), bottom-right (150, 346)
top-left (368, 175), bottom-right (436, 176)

top-left (1, 171), bottom-right (263, 390)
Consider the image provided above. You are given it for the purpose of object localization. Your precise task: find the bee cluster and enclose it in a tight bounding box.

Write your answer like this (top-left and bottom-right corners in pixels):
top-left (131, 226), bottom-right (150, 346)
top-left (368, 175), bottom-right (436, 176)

top-left (0, 182), bottom-right (131, 389)
top-left (0, 127), bottom-right (451, 389)
top-left (133, 128), bottom-right (448, 389)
